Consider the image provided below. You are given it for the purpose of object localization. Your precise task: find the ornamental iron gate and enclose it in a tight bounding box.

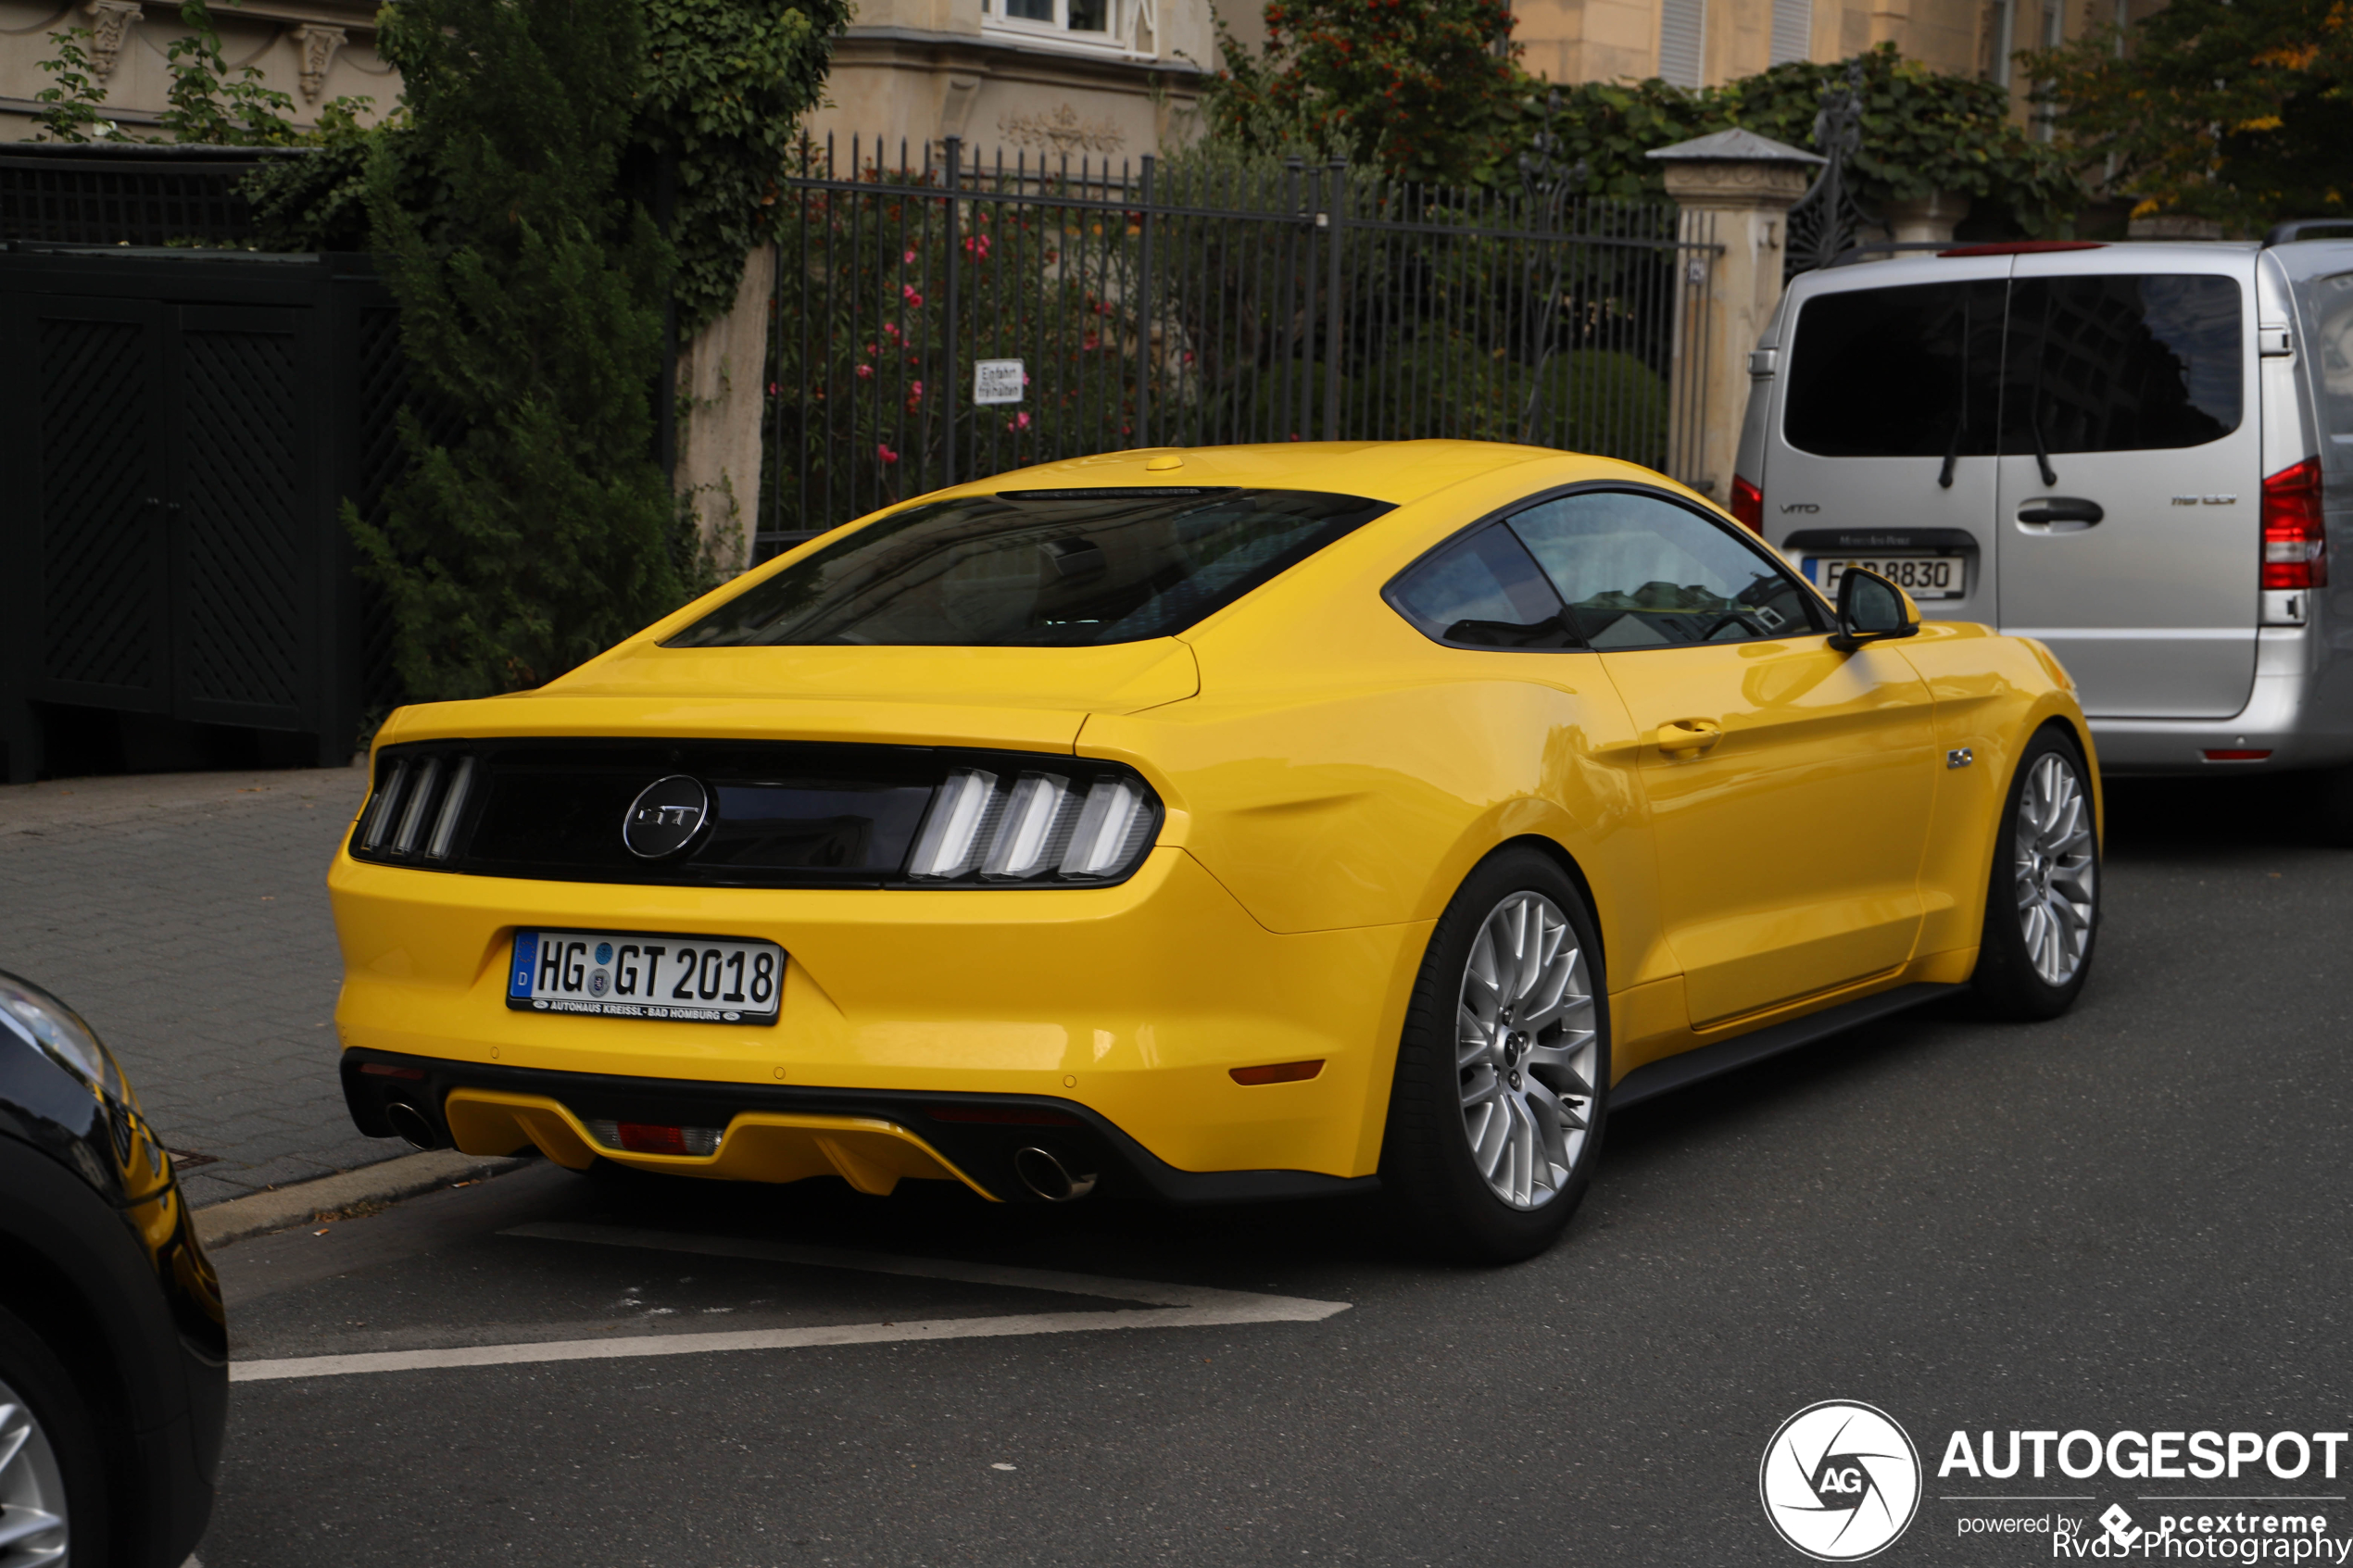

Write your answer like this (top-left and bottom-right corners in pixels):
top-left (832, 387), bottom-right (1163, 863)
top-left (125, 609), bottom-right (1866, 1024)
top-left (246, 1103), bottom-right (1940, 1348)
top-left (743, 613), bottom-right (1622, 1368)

top-left (761, 137), bottom-right (1719, 557)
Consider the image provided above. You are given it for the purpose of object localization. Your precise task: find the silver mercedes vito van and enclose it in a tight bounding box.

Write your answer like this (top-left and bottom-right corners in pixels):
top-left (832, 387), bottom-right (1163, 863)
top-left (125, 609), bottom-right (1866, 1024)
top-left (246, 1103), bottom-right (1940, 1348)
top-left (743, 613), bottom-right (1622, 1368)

top-left (1733, 237), bottom-right (2353, 830)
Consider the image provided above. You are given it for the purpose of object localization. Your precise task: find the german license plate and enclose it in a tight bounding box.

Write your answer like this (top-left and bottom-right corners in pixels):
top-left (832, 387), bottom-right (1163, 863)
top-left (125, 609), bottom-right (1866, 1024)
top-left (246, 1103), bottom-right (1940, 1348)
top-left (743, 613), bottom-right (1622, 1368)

top-left (507, 930), bottom-right (783, 1025)
top-left (1810, 555), bottom-right (1966, 600)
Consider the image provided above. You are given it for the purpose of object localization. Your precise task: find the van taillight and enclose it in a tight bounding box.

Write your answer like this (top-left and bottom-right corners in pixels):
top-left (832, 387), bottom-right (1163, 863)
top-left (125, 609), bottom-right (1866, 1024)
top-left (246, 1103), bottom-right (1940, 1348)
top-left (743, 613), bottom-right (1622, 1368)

top-left (2261, 457), bottom-right (2328, 589)
top-left (1730, 475), bottom-right (1764, 533)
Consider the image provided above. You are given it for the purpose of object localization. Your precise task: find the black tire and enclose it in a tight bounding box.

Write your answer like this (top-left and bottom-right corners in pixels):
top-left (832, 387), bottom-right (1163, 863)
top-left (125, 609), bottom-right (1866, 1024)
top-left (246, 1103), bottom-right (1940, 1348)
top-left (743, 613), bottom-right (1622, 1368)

top-left (2315, 765), bottom-right (2353, 849)
top-left (0, 1302), bottom-right (110, 1568)
top-left (1971, 726), bottom-right (2101, 1021)
top-left (1380, 846), bottom-right (1610, 1264)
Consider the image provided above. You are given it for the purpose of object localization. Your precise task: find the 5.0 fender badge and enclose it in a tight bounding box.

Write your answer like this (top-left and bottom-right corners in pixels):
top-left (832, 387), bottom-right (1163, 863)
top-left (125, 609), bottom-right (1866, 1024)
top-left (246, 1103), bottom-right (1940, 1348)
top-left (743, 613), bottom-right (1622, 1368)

top-left (623, 774), bottom-right (710, 859)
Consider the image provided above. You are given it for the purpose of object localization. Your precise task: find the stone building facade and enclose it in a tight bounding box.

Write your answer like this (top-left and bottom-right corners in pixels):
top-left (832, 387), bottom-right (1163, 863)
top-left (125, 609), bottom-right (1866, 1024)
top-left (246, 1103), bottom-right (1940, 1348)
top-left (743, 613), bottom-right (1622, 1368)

top-left (0, 0), bottom-right (391, 142)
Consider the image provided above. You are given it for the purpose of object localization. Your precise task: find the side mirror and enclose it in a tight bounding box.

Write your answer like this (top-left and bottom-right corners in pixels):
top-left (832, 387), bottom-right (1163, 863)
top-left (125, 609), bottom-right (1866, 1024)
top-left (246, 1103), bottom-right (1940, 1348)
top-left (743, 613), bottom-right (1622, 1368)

top-left (1829, 567), bottom-right (1922, 653)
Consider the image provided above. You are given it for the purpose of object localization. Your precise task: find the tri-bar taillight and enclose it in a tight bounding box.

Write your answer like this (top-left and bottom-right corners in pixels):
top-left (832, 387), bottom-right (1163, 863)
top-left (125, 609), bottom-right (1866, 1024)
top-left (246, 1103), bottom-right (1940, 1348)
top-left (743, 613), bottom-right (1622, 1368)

top-left (906, 767), bottom-right (1157, 884)
top-left (357, 752), bottom-right (477, 861)
top-left (2261, 457), bottom-right (2328, 591)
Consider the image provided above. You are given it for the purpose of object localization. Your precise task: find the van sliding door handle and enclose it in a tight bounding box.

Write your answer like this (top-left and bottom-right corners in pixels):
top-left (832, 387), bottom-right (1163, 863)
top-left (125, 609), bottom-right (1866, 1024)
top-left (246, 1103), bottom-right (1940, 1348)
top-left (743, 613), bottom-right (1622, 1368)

top-left (2018, 497), bottom-right (2104, 526)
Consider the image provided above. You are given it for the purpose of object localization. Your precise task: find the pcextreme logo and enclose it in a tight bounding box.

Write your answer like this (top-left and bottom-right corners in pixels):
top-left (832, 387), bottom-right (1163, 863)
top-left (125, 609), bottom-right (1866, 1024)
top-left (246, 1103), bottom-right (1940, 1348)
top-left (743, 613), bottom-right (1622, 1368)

top-left (1761, 1400), bottom-right (1926, 1561)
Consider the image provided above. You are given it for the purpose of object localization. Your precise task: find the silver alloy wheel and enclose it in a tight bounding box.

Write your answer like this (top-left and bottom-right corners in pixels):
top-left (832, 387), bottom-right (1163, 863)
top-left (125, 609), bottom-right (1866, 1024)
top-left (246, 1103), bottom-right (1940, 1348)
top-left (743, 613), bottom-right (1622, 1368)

top-left (1455, 891), bottom-right (1600, 1210)
top-left (0, 1375), bottom-right (69, 1568)
top-left (2015, 752), bottom-right (2097, 986)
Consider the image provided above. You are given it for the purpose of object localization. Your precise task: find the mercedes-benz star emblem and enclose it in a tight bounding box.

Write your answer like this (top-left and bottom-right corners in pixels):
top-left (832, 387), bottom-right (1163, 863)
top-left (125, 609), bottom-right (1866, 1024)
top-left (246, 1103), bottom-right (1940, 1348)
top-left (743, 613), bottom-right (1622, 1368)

top-left (622, 774), bottom-right (710, 859)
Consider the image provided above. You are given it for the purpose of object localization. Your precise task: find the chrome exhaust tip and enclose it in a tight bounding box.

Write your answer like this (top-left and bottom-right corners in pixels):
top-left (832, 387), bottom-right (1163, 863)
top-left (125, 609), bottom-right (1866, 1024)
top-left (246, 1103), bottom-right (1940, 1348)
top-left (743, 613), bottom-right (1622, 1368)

top-left (1012, 1146), bottom-right (1098, 1203)
top-left (383, 1100), bottom-right (446, 1151)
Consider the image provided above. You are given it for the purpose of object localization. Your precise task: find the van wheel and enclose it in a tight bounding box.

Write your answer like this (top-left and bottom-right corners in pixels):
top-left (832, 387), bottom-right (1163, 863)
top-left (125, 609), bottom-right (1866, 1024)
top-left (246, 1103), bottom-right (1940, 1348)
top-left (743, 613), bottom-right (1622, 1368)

top-left (0, 1304), bottom-right (109, 1568)
top-left (1971, 728), bottom-right (2100, 1020)
top-left (1380, 847), bottom-right (1609, 1264)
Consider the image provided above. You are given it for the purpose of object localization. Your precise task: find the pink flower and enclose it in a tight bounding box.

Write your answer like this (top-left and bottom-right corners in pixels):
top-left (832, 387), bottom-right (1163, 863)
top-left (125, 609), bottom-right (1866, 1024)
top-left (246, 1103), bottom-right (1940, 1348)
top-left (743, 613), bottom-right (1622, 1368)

top-left (903, 248), bottom-right (917, 264)
top-left (901, 284), bottom-right (925, 307)
top-left (766, 382), bottom-right (779, 395)
top-left (882, 322), bottom-right (900, 340)
top-left (854, 363), bottom-right (874, 379)
top-left (876, 443), bottom-right (899, 465)
top-left (963, 234), bottom-right (992, 259)
top-left (1016, 410), bottom-right (1031, 429)
top-left (909, 381), bottom-right (924, 400)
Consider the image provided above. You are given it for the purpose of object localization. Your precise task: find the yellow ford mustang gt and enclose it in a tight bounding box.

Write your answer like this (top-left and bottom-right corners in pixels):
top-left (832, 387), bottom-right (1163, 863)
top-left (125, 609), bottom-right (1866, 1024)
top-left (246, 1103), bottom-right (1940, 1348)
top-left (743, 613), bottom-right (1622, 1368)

top-left (330, 441), bottom-right (2099, 1261)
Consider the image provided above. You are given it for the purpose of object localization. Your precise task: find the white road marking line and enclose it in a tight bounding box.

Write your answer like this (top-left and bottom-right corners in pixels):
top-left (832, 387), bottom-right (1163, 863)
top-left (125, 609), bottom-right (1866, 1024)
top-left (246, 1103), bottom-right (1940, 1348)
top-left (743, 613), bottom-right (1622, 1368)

top-left (229, 1223), bottom-right (1350, 1384)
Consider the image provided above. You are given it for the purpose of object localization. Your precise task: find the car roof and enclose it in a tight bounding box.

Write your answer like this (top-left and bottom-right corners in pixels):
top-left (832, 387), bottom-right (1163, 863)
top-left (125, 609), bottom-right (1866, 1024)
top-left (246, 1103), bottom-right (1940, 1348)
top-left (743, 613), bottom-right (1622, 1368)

top-left (950, 439), bottom-right (1582, 510)
top-left (1784, 240), bottom-right (2265, 300)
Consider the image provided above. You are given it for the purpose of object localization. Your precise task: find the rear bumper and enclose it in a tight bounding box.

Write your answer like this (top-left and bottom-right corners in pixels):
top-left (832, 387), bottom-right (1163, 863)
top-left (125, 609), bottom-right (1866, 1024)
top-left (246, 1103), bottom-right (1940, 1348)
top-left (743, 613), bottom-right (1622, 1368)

top-left (329, 845), bottom-right (1428, 1187)
top-left (2090, 628), bottom-right (2353, 775)
top-left (341, 1047), bottom-right (1378, 1206)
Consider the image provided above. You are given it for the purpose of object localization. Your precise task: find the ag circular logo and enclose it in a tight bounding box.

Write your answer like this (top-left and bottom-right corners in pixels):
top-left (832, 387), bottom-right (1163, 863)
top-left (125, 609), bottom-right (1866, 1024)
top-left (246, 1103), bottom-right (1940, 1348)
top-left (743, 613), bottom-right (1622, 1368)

top-left (1759, 1400), bottom-right (1921, 1561)
top-left (622, 775), bottom-right (710, 859)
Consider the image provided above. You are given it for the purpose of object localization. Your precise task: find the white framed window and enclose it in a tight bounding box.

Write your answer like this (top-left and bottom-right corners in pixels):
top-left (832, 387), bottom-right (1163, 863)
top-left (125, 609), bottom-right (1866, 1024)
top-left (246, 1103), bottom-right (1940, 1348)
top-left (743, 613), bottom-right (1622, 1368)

top-left (983, 0), bottom-right (1117, 44)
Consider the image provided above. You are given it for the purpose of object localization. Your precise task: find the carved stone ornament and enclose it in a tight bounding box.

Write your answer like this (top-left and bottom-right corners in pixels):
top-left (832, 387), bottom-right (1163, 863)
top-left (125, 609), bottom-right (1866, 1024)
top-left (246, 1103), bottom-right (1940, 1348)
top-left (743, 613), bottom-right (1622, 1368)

top-left (84, 0), bottom-right (144, 81)
top-left (1657, 160), bottom-right (1817, 208)
top-left (998, 103), bottom-right (1125, 155)
top-left (290, 23), bottom-right (347, 102)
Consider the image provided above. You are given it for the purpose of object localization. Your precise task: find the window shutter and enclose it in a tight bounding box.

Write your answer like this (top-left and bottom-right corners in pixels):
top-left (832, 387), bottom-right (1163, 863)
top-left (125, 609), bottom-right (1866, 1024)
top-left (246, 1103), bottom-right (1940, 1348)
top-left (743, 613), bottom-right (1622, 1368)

top-left (1769, 0), bottom-right (1810, 64)
top-left (1658, 0), bottom-right (1706, 88)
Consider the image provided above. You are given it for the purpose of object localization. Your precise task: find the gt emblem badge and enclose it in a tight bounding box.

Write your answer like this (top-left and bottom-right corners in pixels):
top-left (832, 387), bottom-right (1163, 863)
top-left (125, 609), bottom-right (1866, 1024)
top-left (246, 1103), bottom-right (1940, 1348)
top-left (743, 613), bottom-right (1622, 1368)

top-left (623, 774), bottom-right (710, 859)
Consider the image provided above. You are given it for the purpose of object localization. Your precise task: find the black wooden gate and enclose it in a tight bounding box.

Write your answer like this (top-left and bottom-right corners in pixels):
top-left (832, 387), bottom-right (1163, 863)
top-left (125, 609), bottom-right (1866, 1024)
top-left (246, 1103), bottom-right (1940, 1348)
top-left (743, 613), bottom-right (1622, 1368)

top-left (0, 245), bottom-right (404, 783)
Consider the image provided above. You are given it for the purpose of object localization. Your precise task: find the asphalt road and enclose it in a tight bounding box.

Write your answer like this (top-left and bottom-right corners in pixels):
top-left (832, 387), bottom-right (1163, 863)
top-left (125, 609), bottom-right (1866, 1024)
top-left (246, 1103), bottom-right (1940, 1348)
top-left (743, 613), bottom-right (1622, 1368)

top-left (195, 774), bottom-right (2353, 1567)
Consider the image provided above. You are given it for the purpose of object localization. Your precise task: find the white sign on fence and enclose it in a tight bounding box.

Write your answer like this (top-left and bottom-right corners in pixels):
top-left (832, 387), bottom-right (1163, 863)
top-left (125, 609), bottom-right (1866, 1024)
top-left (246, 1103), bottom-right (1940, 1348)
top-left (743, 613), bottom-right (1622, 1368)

top-left (972, 358), bottom-right (1026, 405)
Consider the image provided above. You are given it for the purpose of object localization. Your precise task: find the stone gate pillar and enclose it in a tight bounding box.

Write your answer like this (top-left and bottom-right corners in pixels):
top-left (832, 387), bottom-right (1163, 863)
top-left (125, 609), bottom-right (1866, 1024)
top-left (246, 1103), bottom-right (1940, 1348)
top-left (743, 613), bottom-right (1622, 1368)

top-left (1646, 131), bottom-right (1822, 504)
top-left (674, 246), bottom-right (777, 580)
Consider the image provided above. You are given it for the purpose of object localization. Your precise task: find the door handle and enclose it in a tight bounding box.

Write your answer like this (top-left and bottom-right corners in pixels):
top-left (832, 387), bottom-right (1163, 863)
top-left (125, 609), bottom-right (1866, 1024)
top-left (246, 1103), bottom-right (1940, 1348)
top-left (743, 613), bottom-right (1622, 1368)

top-left (2017, 496), bottom-right (2104, 526)
top-left (1656, 719), bottom-right (1724, 754)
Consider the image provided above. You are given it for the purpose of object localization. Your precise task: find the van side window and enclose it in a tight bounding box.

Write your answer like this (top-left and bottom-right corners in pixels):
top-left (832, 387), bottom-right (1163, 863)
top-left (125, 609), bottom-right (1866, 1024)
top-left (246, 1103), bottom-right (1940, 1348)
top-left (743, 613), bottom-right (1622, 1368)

top-left (2296, 271), bottom-right (2353, 459)
top-left (1386, 524), bottom-right (1581, 649)
top-left (1782, 281), bottom-right (2006, 458)
top-left (2004, 274), bottom-right (2242, 453)
top-left (1507, 491), bottom-right (1824, 649)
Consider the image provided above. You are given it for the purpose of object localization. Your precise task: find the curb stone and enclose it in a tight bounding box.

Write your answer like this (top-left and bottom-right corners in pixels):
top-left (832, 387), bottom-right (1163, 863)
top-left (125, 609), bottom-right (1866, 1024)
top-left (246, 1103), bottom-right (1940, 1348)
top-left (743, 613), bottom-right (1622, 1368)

top-left (193, 1148), bottom-right (533, 1251)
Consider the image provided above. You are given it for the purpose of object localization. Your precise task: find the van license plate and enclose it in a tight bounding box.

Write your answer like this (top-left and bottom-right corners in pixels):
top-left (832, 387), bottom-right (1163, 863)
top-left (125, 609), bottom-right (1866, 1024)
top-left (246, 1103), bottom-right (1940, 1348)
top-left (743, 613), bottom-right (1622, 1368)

top-left (1810, 556), bottom-right (1966, 600)
top-left (507, 930), bottom-right (783, 1025)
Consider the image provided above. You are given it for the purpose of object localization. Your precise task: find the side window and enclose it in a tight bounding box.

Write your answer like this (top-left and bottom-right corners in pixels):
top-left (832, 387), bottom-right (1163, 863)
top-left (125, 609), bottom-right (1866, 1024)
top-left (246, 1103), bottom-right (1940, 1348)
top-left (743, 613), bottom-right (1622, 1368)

top-left (2298, 270), bottom-right (2353, 462)
top-left (2004, 274), bottom-right (2243, 454)
top-left (1783, 281), bottom-right (2007, 458)
top-left (1386, 524), bottom-right (1580, 649)
top-left (1507, 490), bottom-right (1824, 650)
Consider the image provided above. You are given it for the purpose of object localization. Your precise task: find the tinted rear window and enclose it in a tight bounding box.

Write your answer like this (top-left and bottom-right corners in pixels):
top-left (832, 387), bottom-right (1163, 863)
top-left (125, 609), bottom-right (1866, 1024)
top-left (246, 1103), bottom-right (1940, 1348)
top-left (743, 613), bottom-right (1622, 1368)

top-left (1784, 281), bottom-right (2007, 458)
top-left (666, 487), bottom-right (1391, 648)
top-left (2005, 274), bottom-right (2242, 453)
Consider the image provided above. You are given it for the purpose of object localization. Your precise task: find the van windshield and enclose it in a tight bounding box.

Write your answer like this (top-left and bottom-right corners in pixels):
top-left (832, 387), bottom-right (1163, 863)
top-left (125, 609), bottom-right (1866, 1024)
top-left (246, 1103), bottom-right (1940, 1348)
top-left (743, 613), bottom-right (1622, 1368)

top-left (664, 487), bottom-right (1391, 647)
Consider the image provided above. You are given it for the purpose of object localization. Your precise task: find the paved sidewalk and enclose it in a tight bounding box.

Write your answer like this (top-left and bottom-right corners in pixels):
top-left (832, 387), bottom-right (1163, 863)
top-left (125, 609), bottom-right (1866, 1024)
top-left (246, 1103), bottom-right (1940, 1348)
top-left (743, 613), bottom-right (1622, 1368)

top-left (0, 765), bottom-right (399, 1207)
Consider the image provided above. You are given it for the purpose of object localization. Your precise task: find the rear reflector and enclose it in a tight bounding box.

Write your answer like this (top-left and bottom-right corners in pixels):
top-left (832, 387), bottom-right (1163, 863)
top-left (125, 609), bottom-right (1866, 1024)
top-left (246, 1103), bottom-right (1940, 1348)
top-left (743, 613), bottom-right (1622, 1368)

top-left (1229, 1060), bottom-right (1325, 1085)
top-left (2202, 749), bottom-right (2272, 761)
top-left (358, 1062), bottom-right (427, 1080)
top-left (1730, 474), bottom-right (1764, 533)
top-left (2261, 457), bottom-right (2328, 590)
top-left (928, 1105), bottom-right (1083, 1126)
top-left (585, 1119), bottom-right (723, 1156)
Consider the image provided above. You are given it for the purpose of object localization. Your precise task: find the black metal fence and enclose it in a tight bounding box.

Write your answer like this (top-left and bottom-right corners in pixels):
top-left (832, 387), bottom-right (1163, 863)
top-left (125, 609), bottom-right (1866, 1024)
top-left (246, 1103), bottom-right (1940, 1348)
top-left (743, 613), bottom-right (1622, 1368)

top-left (761, 138), bottom-right (1718, 557)
top-left (0, 142), bottom-right (293, 247)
